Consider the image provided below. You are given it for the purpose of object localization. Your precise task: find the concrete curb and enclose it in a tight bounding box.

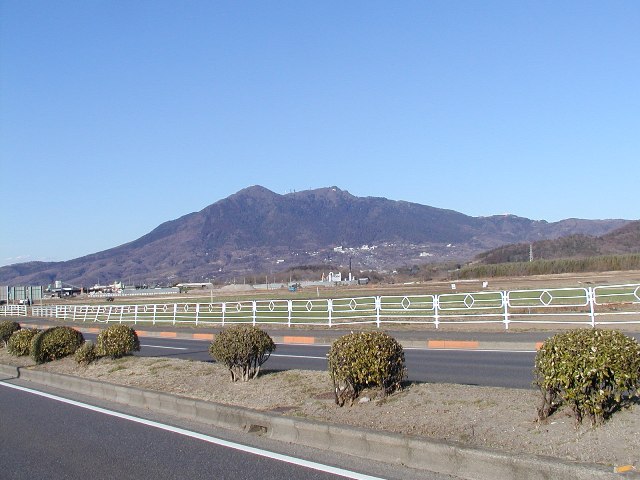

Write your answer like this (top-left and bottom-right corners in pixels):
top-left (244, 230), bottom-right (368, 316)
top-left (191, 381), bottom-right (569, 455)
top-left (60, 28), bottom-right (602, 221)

top-left (22, 322), bottom-right (542, 351)
top-left (0, 363), bottom-right (628, 480)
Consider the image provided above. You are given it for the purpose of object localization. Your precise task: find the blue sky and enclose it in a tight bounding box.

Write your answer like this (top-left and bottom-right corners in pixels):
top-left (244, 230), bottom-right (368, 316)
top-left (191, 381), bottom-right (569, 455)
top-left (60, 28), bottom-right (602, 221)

top-left (1, 1), bottom-right (639, 267)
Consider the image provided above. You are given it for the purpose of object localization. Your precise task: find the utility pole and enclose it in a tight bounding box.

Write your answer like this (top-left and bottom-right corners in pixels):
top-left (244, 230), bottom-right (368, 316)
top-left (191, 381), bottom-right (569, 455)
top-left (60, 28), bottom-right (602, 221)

top-left (529, 244), bottom-right (533, 262)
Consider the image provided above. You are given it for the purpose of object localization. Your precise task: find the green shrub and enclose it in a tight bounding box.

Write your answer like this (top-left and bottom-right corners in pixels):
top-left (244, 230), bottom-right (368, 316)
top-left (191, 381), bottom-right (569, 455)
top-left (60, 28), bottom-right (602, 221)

top-left (30, 326), bottom-right (85, 364)
top-left (328, 331), bottom-right (406, 407)
top-left (209, 325), bottom-right (276, 382)
top-left (7, 328), bottom-right (40, 356)
top-left (0, 321), bottom-right (21, 347)
top-left (96, 324), bottom-right (140, 359)
top-left (74, 340), bottom-right (98, 365)
top-left (534, 329), bottom-right (640, 425)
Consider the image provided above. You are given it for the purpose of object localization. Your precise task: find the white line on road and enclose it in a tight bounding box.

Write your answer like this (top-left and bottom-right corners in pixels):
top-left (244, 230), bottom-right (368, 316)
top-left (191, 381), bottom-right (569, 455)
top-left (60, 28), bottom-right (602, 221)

top-left (404, 347), bottom-right (537, 353)
top-left (135, 336), bottom-right (537, 354)
top-left (140, 344), bottom-right (189, 350)
top-left (271, 353), bottom-right (327, 360)
top-left (0, 381), bottom-right (384, 480)
top-left (142, 340), bottom-right (535, 354)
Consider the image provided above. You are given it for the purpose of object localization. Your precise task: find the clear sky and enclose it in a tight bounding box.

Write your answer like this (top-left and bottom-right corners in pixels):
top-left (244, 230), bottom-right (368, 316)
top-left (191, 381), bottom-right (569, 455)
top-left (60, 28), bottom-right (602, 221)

top-left (1, 1), bottom-right (638, 267)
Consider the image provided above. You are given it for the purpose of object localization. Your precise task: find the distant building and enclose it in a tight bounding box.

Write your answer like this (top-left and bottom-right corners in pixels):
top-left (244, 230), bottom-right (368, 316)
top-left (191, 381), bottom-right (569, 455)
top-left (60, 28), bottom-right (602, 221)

top-left (1, 285), bottom-right (44, 303)
top-left (327, 272), bottom-right (342, 282)
top-left (46, 281), bottom-right (81, 297)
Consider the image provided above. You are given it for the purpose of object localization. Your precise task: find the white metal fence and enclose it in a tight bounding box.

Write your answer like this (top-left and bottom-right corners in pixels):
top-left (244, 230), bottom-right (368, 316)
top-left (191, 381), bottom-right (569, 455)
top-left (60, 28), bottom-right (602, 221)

top-left (28, 284), bottom-right (640, 329)
top-left (0, 305), bottom-right (27, 317)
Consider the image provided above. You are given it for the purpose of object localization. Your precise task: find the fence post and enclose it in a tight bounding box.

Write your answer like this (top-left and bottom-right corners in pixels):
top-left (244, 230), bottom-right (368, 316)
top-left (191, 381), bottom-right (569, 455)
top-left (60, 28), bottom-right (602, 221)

top-left (173, 304), bottom-right (177, 325)
top-left (375, 296), bottom-right (381, 328)
top-left (434, 295), bottom-right (440, 329)
top-left (222, 302), bottom-right (226, 326)
top-left (327, 299), bottom-right (333, 327)
top-left (153, 304), bottom-right (157, 326)
top-left (195, 304), bottom-right (200, 326)
top-left (588, 287), bottom-right (596, 328)
top-left (502, 291), bottom-right (510, 330)
top-left (134, 305), bottom-right (138, 325)
top-left (252, 301), bottom-right (257, 326)
top-left (287, 300), bottom-right (292, 328)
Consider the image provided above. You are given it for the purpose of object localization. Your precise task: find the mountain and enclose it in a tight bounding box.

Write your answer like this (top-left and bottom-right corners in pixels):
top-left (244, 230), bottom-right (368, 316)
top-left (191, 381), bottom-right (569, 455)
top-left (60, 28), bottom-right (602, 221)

top-left (0, 186), bottom-right (630, 286)
top-left (475, 220), bottom-right (640, 264)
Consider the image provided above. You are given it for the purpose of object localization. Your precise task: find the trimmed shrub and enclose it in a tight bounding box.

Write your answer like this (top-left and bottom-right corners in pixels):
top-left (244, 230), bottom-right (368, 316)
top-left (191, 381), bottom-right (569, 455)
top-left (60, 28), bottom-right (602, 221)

top-left (74, 341), bottom-right (98, 365)
top-left (30, 326), bottom-right (84, 364)
top-left (209, 325), bottom-right (276, 382)
top-left (0, 321), bottom-right (21, 347)
top-left (328, 331), bottom-right (406, 407)
top-left (7, 328), bottom-right (40, 356)
top-left (96, 324), bottom-right (140, 359)
top-left (534, 329), bottom-right (640, 425)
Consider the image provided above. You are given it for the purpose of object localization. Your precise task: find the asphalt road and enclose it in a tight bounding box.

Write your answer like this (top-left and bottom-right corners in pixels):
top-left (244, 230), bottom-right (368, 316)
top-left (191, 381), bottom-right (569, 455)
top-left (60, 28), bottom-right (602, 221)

top-left (79, 333), bottom-right (538, 389)
top-left (15, 318), bottom-right (551, 388)
top-left (0, 381), bottom-right (454, 480)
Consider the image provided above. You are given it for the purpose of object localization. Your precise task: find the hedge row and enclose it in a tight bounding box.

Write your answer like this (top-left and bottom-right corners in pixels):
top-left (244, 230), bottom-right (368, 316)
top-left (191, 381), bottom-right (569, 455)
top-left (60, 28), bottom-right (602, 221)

top-left (0, 322), bottom-right (139, 364)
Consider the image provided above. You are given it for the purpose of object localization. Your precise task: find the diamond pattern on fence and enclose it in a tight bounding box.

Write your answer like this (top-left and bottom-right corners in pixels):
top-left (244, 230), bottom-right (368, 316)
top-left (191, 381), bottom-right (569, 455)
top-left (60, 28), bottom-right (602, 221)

top-left (29, 283), bottom-right (640, 327)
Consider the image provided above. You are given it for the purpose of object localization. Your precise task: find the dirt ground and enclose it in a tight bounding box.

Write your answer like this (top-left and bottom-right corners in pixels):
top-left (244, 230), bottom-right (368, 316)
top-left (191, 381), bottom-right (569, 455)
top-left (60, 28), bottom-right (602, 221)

top-left (1, 349), bottom-right (638, 470)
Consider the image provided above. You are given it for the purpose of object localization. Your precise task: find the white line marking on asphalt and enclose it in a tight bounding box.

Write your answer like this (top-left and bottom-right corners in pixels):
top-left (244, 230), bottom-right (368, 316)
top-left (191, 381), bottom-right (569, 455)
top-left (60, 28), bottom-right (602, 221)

top-left (136, 335), bottom-right (537, 354)
top-left (140, 344), bottom-right (189, 350)
top-left (142, 339), bottom-right (535, 354)
top-left (277, 343), bottom-right (537, 353)
top-left (404, 347), bottom-right (537, 353)
top-left (0, 381), bottom-right (384, 480)
top-left (271, 354), bottom-right (327, 360)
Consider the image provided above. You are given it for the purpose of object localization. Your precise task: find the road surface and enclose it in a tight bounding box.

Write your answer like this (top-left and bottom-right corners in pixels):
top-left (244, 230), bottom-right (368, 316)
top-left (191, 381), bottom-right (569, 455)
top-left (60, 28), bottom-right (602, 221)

top-left (0, 379), bottom-right (455, 480)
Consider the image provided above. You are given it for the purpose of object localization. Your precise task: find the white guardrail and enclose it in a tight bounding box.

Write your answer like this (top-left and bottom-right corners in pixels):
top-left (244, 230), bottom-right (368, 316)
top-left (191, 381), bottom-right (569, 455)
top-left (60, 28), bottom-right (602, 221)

top-left (22, 284), bottom-right (640, 329)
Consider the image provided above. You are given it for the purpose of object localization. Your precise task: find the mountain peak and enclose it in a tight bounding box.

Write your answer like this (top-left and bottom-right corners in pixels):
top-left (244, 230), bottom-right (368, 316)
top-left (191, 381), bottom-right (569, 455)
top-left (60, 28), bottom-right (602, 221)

top-left (231, 185), bottom-right (277, 198)
top-left (0, 186), bottom-right (630, 285)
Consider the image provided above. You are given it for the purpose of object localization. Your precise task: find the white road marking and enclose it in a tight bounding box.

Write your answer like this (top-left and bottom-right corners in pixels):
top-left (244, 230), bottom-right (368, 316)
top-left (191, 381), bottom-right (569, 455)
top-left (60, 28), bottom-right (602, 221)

top-left (404, 347), bottom-right (536, 353)
top-left (140, 344), bottom-right (189, 350)
top-left (271, 354), bottom-right (327, 360)
top-left (142, 339), bottom-right (535, 354)
top-left (0, 381), bottom-right (384, 480)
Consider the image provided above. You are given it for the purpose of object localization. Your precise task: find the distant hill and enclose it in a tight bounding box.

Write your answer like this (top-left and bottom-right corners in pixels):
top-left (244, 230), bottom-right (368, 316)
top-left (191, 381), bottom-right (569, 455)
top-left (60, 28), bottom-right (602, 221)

top-left (475, 221), bottom-right (640, 264)
top-left (0, 186), bottom-right (630, 286)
